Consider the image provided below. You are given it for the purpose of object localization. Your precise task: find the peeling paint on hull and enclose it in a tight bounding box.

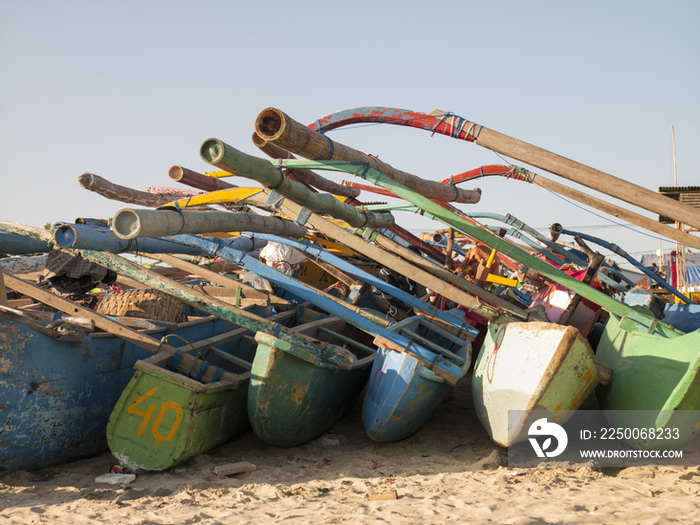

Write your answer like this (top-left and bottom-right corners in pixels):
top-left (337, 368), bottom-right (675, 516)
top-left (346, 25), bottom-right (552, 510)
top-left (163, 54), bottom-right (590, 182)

top-left (249, 318), bottom-right (375, 447)
top-left (0, 311), bottom-right (237, 475)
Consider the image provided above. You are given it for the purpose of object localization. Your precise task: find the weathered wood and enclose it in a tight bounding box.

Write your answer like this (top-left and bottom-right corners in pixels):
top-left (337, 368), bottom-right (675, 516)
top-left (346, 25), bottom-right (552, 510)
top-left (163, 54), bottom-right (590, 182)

top-left (240, 191), bottom-right (530, 324)
top-left (431, 110), bottom-right (700, 230)
top-left (0, 265), bottom-right (7, 307)
top-left (214, 462), bottom-right (257, 476)
top-left (168, 165), bottom-right (237, 192)
top-left (78, 172), bottom-right (172, 208)
top-left (111, 208), bottom-right (307, 240)
top-left (558, 247), bottom-right (605, 326)
top-left (305, 254), bottom-right (359, 288)
top-left (152, 254), bottom-right (292, 309)
top-left (252, 132), bottom-right (361, 198)
top-left (444, 228), bottom-right (455, 271)
top-left (3, 274), bottom-right (240, 384)
top-left (526, 170), bottom-right (700, 251)
top-left (254, 107), bottom-right (482, 205)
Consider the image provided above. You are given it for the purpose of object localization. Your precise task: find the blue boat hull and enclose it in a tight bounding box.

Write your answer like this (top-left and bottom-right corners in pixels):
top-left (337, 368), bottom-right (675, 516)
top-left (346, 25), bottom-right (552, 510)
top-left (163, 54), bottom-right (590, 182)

top-left (362, 347), bottom-right (454, 442)
top-left (0, 311), bottom-right (239, 475)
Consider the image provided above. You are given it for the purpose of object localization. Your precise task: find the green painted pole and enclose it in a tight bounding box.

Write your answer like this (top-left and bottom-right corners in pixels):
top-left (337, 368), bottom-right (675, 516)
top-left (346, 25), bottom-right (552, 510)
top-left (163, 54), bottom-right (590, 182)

top-left (274, 161), bottom-right (680, 332)
top-left (199, 138), bottom-right (395, 231)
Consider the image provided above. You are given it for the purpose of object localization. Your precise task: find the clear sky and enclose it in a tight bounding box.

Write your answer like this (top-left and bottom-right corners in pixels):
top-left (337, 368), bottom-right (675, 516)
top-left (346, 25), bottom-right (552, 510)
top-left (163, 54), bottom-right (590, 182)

top-left (1, 1), bottom-right (698, 266)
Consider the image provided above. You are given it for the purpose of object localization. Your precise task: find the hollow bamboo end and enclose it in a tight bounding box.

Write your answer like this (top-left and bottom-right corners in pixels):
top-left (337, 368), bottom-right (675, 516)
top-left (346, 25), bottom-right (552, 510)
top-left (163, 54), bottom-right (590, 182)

top-left (254, 107), bottom-right (285, 140)
top-left (251, 132), bottom-right (267, 149)
top-left (200, 138), bottom-right (225, 164)
top-left (168, 165), bottom-right (185, 181)
top-left (112, 209), bottom-right (142, 239)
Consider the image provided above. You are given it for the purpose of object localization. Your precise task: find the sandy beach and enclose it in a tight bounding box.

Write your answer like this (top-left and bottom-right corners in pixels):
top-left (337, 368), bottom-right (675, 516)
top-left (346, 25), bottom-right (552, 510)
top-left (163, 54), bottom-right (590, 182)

top-left (2, 375), bottom-right (699, 525)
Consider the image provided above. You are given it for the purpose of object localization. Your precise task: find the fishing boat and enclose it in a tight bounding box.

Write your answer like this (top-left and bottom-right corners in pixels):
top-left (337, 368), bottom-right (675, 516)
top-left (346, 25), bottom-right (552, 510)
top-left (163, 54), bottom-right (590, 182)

top-left (249, 316), bottom-right (376, 447)
top-left (247, 108), bottom-right (700, 449)
top-left (50, 220), bottom-right (383, 452)
top-left (161, 157), bottom-right (486, 443)
top-left (363, 314), bottom-right (472, 442)
top-left (0, 221), bottom-right (333, 473)
top-left (0, 285), bottom-right (249, 475)
top-left (107, 306), bottom-right (316, 471)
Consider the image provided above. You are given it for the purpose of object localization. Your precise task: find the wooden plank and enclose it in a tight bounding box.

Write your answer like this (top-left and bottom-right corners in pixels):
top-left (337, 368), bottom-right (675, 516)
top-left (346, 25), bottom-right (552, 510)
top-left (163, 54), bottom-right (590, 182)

top-left (433, 111), bottom-right (700, 231)
top-left (154, 254), bottom-right (289, 308)
top-left (3, 274), bottom-right (240, 384)
top-left (243, 191), bottom-right (531, 324)
top-left (527, 171), bottom-right (700, 251)
top-left (0, 265), bottom-right (7, 307)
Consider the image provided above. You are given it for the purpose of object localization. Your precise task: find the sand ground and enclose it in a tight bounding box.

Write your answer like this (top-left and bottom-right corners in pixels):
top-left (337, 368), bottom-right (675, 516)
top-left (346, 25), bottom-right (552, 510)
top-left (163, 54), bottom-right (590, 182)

top-left (2, 376), bottom-right (699, 525)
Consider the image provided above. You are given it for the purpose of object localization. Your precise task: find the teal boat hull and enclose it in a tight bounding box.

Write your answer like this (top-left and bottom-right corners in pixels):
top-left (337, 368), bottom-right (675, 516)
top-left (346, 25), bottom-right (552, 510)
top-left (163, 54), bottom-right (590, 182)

top-left (248, 317), bottom-right (375, 447)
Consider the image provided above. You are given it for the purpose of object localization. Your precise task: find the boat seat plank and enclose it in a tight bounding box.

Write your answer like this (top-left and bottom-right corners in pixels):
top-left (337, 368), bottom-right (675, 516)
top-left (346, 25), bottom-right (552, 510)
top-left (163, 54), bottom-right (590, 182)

top-left (317, 326), bottom-right (377, 355)
top-left (398, 328), bottom-right (465, 364)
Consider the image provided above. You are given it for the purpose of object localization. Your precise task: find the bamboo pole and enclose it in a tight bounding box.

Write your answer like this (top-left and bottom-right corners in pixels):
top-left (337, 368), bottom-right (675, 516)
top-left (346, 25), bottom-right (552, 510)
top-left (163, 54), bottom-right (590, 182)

top-left (434, 164), bottom-right (700, 251)
top-left (254, 108), bottom-right (482, 205)
top-left (0, 221), bottom-right (358, 369)
top-left (168, 165), bottom-right (237, 192)
top-left (522, 169), bottom-right (700, 251)
top-left (111, 208), bottom-right (307, 240)
top-left (252, 133), bottom-right (360, 198)
top-left (199, 139), bottom-right (395, 230)
top-left (78, 172), bottom-right (172, 208)
top-left (238, 190), bottom-right (532, 324)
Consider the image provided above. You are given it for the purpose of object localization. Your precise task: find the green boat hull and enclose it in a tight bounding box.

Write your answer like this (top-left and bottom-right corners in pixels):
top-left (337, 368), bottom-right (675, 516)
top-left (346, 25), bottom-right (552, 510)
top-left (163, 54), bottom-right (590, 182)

top-left (249, 317), bottom-right (376, 447)
top-left (596, 315), bottom-right (700, 449)
top-left (107, 359), bottom-right (249, 471)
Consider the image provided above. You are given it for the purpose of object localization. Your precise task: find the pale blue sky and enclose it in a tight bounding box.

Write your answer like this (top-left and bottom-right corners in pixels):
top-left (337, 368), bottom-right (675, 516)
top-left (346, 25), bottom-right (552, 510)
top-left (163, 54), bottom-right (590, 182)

top-left (1, 1), bottom-right (698, 263)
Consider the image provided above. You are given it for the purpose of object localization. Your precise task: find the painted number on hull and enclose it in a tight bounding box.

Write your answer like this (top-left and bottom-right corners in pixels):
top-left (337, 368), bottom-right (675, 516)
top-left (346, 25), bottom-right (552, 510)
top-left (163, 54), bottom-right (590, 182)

top-left (127, 387), bottom-right (183, 448)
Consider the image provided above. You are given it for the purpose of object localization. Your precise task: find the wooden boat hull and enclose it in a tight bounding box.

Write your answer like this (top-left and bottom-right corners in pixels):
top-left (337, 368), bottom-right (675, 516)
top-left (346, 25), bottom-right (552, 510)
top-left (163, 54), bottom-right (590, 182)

top-left (596, 314), bottom-right (700, 449)
top-left (362, 348), bottom-right (452, 442)
top-left (107, 307), bottom-right (303, 471)
top-left (107, 359), bottom-right (249, 472)
top-left (362, 315), bottom-right (472, 442)
top-left (248, 317), bottom-right (375, 447)
top-left (472, 322), bottom-right (601, 447)
top-left (0, 310), bottom-right (233, 475)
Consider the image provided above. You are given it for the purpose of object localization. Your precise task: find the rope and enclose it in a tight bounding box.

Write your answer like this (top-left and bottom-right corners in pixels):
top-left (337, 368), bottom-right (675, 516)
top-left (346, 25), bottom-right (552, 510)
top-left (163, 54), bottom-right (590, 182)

top-left (168, 349), bottom-right (183, 372)
top-left (211, 367), bottom-right (224, 383)
top-left (161, 200), bottom-right (188, 234)
top-left (196, 361), bottom-right (211, 381)
top-left (359, 163), bottom-right (371, 179)
top-left (430, 112), bottom-right (453, 137)
top-left (324, 135), bottom-right (335, 160)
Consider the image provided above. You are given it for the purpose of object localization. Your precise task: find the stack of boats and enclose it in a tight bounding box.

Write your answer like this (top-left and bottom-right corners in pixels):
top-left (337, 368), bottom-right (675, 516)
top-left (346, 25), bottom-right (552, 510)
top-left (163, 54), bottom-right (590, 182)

top-left (2, 105), bottom-right (700, 476)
